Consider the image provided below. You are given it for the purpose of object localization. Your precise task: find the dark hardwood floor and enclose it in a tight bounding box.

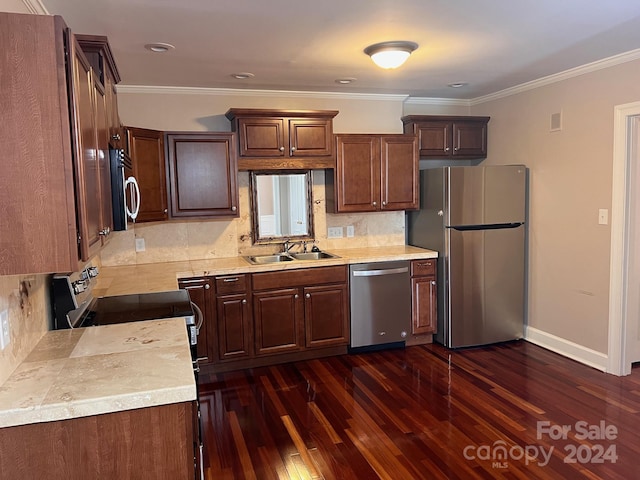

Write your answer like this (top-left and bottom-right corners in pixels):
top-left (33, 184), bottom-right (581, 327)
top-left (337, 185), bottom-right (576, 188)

top-left (198, 341), bottom-right (640, 479)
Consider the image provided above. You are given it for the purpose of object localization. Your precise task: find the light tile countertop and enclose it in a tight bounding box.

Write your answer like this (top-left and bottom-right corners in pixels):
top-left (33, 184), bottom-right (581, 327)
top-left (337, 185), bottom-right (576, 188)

top-left (94, 245), bottom-right (438, 296)
top-left (0, 319), bottom-right (196, 428)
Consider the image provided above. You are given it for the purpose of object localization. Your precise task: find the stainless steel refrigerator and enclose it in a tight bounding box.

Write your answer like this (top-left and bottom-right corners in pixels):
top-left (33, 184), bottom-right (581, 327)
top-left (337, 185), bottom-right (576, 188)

top-left (407, 165), bottom-right (527, 348)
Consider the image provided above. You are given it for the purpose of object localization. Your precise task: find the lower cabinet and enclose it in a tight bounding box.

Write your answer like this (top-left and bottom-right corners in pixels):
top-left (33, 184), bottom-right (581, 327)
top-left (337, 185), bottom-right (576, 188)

top-left (178, 277), bottom-right (214, 364)
top-left (181, 266), bottom-right (349, 370)
top-left (410, 259), bottom-right (438, 335)
top-left (0, 402), bottom-right (195, 479)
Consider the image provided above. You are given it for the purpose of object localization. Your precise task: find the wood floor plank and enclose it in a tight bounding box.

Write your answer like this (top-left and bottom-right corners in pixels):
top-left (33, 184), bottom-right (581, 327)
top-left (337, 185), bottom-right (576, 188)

top-left (200, 341), bottom-right (640, 479)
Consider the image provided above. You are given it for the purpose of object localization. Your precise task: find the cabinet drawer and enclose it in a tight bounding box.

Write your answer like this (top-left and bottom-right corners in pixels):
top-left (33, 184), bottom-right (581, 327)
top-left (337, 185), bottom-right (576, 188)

top-left (252, 266), bottom-right (347, 291)
top-left (215, 274), bottom-right (248, 294)
top-left (411, 259), bottom-right (436, 277)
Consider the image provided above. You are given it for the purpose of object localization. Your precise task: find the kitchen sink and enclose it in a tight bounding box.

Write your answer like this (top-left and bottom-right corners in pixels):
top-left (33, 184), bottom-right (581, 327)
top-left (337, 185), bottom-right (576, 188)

top-left (244, 250), bottom-right (340, 265)
top-left (290, 251), bottom-right (340, 261)
top-left (245, 253), bottom-right (295, 265)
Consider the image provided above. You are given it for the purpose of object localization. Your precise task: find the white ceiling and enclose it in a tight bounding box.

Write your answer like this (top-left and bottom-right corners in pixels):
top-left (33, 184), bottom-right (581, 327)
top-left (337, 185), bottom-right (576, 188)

top-left (39, 0), bottom-right (640, 99)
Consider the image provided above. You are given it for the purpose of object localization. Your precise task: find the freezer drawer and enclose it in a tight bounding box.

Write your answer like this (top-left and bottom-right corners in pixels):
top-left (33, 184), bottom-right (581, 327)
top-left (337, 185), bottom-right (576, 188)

top-left (444, 225), bottom-right (525, 347)
top-left (349, 261), bottom-right (411, 348)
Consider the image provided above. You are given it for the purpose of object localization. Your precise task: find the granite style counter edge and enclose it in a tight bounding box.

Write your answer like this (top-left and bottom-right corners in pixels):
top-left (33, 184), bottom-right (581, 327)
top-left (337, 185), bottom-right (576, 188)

top-left (0, 319), bottom-right (196, 429)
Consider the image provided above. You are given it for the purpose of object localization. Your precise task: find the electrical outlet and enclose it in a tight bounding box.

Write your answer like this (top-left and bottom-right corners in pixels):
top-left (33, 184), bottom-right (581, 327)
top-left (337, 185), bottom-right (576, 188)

top-left (327, 227), bottom-right (343, 238)
top-left (135, 238), bottom-right (146, 252)
top-left (346, 225), bottom-right (355, 238)
top-left (0, 309), bottom-right (9, 350)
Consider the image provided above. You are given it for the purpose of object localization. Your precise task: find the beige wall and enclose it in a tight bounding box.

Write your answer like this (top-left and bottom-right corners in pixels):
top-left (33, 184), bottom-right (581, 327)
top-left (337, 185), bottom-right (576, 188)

top-left (0, 0), bottom-right (30, 13)
top-left (470, 59), bottom-right (640, 354)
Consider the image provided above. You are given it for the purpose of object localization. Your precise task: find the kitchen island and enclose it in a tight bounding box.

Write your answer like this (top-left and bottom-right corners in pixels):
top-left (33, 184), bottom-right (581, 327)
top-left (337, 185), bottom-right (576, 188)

top-left (0, 318), bottom-right (197, 479)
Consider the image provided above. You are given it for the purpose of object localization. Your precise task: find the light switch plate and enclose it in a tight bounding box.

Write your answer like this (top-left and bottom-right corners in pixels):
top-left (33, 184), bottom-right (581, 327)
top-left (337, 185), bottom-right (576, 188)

top-left (598, 209), bottom-right (608, 225)
top-left (0, 309), bottom-right (9, 350)
top-left (135, 238), bottom-right (146, 252)
top-left (327, 227), bottom-right (343, 238)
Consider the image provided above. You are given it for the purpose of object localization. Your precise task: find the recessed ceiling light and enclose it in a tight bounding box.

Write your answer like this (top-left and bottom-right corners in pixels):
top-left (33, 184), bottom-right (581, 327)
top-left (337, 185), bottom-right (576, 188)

top-left (448, 82), bottom-right (468, 88)
top-left (335, 78), bottom-right (357, 84)
top-left (144, 43), bottom-right (175, 53)
top-left (231, 72), bottom-right (255, 79)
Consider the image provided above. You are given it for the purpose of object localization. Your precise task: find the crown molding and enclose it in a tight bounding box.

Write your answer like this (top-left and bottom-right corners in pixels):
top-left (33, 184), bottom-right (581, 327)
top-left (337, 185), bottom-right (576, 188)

top-left (403, 97), bottom-right (471, 107)
top-left (21, 0), bottom-right (48, 14)
top-left (116, 85), bottom-right (409, 102)
top-left (469, 48), bottom-right (640, 106)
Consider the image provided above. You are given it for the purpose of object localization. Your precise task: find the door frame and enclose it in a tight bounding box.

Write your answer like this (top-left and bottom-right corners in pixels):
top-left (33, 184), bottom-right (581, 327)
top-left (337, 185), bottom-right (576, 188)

top-left (608, 101), bottom-right (640, 375)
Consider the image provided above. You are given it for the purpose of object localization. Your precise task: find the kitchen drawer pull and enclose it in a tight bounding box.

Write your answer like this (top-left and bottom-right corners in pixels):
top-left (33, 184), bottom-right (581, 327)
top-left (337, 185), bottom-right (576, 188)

top-left (242, 299), bottom-right (247, 304)
top-left (431, 280), bottom-right (436, 285)
top-left (305, 293), bottom-right (311, 299)
top-left (204, 284), bottom-right (211, 290)
top-left (294, 294), bottom-right (299, 299)
top-left (223, 277), bottom-right (239, 283)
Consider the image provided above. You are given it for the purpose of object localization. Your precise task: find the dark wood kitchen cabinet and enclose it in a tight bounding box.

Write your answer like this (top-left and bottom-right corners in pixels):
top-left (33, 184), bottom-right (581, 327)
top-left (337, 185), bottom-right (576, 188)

top-left (0, 402), bottom-right (195, 479)
top-left (126, 127), bottom-right (168, 222)
top-left (225, 108), bottom-right (338, 170)
top-left (402, 115), bottom-right (489, 159)
top-left (215, 274), bottom-right (252, 361)
top-left (410, 259), bottom-right (437, 335)
top-left (253, 288), bottom-right (304, 356)
top-left (327, 134), bottom-right (418, 213)
top-left (0, 13), bottom-right (120, 275)
top-left (304, 283), bottom-right (349, 348)
top-left (166, 133), bottom-right (239, 218)
top-left (179, 277), bottom-right (215, 364)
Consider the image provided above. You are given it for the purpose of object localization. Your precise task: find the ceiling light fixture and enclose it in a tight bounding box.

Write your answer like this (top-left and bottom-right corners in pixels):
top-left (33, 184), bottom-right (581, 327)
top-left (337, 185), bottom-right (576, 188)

top-left (144, 43), bottom-right (175, 53)
top-left (335, 77), bottom-right (357, 84)
top-left (364, 41), bottom-right (418, 69)
top-left (231, 72), bottom-right (255, 79)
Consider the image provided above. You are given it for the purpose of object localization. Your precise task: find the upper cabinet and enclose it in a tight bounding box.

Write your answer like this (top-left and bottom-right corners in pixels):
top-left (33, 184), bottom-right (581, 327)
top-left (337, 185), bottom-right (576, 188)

top-left (126, 127), bottom-right (168, 223)
top-left (166, 133), bottom-right (239, 218)
top-left (225, 109), bottom-right (338, 170)
top-left (0, 13), bottom-right (120, 275)
top-left (327, 134), bottom-right (419, 213)
top-left (402, 115), bottom-right (490, 160)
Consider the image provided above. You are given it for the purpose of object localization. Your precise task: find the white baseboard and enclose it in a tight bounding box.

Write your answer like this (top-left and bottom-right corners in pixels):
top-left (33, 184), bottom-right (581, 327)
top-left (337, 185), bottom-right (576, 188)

top-left (524, 326), bottom-right (608, 372)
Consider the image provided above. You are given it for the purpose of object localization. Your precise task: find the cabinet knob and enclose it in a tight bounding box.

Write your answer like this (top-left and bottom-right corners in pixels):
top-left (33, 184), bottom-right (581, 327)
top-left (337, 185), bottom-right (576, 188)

top-left (112, 133), bottom-right (121, 141)
top-left (164, 209), bottom-right (168, 214)
top-left (431, 281), bottom-right (436, 285)
top-left (294, 294), bottom-right (299, 299)
top-left (231, 206), bottom-right (237, 212)
top-left (382, 201), bottom-right (387, 207)
top-left (437, 210), bottom-right (444, 217)
top-left (204, 284), bottom-right (211, 290)
top-left (454, 146), bottom-right (459, 151)
top-left (242, 299), bottom-right (247, 304)
top-left (372, 201), bottom-right (377, 206)
top-left (290, 146), bottom-right (296, 153)
top-left (444, 147), bottom-right (450, 152)
top-left (305, 293), bottom-right (311, 299)
top-left (279, 146), bottom-right (285, 152)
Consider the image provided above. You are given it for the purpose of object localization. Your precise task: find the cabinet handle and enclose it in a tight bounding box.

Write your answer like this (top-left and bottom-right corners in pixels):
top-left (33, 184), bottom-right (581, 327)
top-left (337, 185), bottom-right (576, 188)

top-left (279, 146), bottom-right (285, 152)
top-left (294, 294), bottom-right (299, 299)
top-left (305, 293), bottom-right (311, 299)
top-left (204, 284), bottom-right (211, 290)
top-left (242, 299), bottom-right (247, 304)
top-left (99, 228), bottom-right (108, 236)
top-left (223, 277), bottom-right (239, 283)
top-left (290, 146), bottom-right (296, 153)
top-left (112, 133), bottom-right (121, 141)
top-left (382, 201), bottom-right (387, 207)
top-left (231, 206), bottom-right (237, 212)
top-left (372, 201), bottom-right (377, 206)
top-left (454, 146), bottom-right (459, 151)
top-left (431, 280), bottom-right (436, 285)
top-left (444, 147), bottom-right (450, 152)
top-left (164, 209), bottom-right (168, 214)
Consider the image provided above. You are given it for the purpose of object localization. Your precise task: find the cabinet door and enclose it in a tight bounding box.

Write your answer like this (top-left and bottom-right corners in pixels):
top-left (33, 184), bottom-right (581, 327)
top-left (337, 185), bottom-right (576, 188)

top-left (411, 276), bottom-right (437, 335)
top-left (380, 135), bottom-right (419, 211)
top-left (179, 278), bottom-right (214, 363)
top-left (127, 127), bottom-right (168, 222)
top-left (69, 39), bottom-right (102, 261)
top-left (166, 133), bottom-right (238, 217)
top-left (253, 288), bottom-right (303, 355)
top-left (217, 293), bottom-right (252, 360)
top-left (288, 119), bottom-right (333, 157)
top-left (237, 117), bottom-right (286, 157)
top-left (105, 70), bottom-right (122, 149)
top-left (95, 81), bottom-right (113, 244)
top-left (452, 121), bottom-right (488, 158)
top-left (334, 135), bottom-right (380, 212)
top-left (304, 284), bottom-right (349, 348)
top-left (414, 121), bottom-right (451, 158)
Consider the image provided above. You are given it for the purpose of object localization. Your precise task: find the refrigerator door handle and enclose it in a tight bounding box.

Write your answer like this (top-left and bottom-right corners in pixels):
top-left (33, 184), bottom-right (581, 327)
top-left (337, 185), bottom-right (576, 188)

top-left (448, 222), bottom-right (523, 231)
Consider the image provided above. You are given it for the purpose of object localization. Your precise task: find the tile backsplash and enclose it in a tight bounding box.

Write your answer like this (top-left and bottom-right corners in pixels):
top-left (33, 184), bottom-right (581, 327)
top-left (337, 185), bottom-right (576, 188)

top-left (0, 273), bottom-right (50, 385)
top-left (100, 170), bottom-right (406, 266)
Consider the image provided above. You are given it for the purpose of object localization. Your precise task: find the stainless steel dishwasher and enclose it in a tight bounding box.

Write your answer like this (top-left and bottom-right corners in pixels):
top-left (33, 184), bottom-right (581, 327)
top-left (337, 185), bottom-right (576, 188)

top-left (349, 260), bottom-right (411, 350)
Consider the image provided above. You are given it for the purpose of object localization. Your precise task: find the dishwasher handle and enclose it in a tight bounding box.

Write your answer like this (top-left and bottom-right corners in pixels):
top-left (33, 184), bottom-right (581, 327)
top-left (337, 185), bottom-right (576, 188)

top-left (352, 266), bottom-right (409, 277)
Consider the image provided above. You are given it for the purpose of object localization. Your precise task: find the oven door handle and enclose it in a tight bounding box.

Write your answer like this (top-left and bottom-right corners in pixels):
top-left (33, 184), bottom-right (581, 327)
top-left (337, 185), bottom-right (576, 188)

top-left (191, 301), bottom-right (204, 334)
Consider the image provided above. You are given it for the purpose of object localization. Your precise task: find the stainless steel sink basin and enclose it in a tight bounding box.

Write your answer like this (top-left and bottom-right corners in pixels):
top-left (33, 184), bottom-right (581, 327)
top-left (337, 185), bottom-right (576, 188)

top-left (290, 251), bottom-right (340, 261)
top-left (245, 253), bottom-right (295, 265)
top-left (244, 250), bottom-right (340, 264)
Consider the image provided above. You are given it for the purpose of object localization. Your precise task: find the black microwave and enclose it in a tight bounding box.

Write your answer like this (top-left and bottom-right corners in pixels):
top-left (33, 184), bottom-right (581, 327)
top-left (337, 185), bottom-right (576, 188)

top-left (109, 147), bottom-right (140, 231)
